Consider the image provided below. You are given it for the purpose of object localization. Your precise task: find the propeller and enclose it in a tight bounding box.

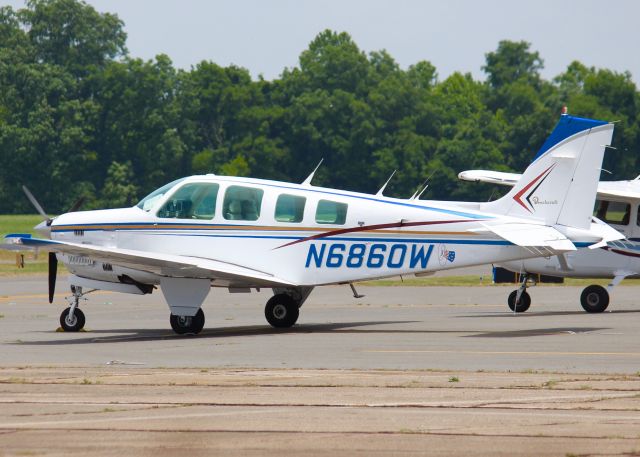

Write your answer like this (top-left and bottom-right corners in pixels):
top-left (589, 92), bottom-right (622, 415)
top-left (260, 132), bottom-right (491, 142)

top-left (22, 185), bottom-right (52, 226)
top-left (67, 196), bottom-right (86, 213)
top-left (48, 252), bottom-right (57, 303)
top-left (21, 186), bottom-right (85, 304)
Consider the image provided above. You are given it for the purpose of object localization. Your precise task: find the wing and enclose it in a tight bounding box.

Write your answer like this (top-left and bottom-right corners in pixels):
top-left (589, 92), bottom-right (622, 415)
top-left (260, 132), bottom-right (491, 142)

top-left (7, 236), bottom-right (294, 287)
top-left (458, 170), bottom-right (522, 186)
top-left (596, 180), bottom-right (640, 200)
top-left (459, 170), bottom-right (640, 203)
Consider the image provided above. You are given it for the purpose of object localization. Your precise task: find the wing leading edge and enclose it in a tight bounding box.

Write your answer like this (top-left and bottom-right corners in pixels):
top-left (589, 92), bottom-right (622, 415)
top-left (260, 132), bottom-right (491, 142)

top-left (6, 236), bottom-right (294, 287)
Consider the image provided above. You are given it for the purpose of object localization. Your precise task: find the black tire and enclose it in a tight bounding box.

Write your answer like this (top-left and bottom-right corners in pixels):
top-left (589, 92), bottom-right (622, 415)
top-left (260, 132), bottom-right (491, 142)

top-left (507, 290), bottom-right (531, 313)
top-left (265, 294), bottom-right (299, 328)
top-left (170, 308), bottom-right (205, 335)
top-left (580, 285), bottom-right (609, 313)
top-left (59, 307), bottom-right (86, 332)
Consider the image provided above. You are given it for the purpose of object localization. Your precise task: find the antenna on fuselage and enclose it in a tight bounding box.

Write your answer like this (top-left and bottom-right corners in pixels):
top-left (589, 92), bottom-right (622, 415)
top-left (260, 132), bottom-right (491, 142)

top-left (302, 158), bottom-right (324, 186)
top-left (409, 180), bottom-right (429, 200)
top-left (409, 169), bottom-right (436, 200)
top-left (375, 170), bottom-right (397, 196)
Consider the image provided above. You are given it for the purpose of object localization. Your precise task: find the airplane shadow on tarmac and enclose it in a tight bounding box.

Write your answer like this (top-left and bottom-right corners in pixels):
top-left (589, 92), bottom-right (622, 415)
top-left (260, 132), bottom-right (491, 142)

top-left (464, 327), bottom-right (609, 338)
top-left (457, 309), bottom-right (640, 318)
top-left (11, 320), bottom-right (455, 345)
top-left (10, 317), bottom-right (621, 345)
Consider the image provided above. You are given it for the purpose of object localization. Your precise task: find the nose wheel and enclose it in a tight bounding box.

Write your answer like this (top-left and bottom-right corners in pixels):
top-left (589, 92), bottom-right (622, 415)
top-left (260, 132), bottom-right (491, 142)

top-left (507, 290), bottom-right (531, 313)
top-left (58, 286), bottom-right (92, 332)
top-left (507, 273), bottom-right (532, 313)
top-left (580, 285), bottom-right (609, 313)
top-left (59, 307), bottom-right (86, 332)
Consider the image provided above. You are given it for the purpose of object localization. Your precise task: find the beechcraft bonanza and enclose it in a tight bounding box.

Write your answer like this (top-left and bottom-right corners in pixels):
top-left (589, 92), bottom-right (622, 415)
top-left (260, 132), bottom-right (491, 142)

top-left (460, 129), bottom-right (640, 314)
top-left (1, 115), bottom-right (623, 334)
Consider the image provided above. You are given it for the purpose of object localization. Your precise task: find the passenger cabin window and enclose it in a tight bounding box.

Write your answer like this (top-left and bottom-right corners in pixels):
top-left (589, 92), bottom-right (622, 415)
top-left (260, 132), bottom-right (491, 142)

top-left (275, 194), bottom-right (306, 223)
top-left (594, 199), bottom-right (630, 226)
top-left (315, 199), bottom-right (348, 225)
top-left (223, 185), bottom-right (264, 221)
top-left (157, 182), bottom-right (219, 219)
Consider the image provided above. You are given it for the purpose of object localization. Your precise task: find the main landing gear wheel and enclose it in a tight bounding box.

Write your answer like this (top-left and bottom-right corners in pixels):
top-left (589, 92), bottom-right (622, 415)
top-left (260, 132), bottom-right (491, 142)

top-left (59, 307), bottom-right (86, 332)
top-left (580, 285), bottom-right (609, 313)
top-left (508, 290), bottom-right (531, 313)
top-left (170, 308), bottom-right (205, 335)
top-left (265, 294), bottom-right (299, 328)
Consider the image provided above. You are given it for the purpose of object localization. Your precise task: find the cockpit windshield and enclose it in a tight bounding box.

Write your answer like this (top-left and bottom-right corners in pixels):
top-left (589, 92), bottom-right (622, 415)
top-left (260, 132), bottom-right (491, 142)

top-left (136, 178), bottom-right (186, 211)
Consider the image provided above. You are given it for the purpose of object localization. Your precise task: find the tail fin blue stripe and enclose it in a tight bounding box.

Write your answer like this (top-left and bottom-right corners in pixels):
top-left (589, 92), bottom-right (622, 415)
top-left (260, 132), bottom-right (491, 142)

top-left (532, 115), bottom-right (608, 162)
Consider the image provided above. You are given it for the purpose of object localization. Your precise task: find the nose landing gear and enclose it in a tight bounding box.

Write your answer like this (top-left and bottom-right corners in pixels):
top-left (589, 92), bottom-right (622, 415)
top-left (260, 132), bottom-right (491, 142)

top-left (507, 273), bottom-right (532, 313)
top-left (59, 286), bottom-right (94, 332)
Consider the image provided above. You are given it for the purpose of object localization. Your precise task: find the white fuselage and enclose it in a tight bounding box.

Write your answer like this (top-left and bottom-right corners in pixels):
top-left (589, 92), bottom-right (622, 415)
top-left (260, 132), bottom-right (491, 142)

top-left (48, 175), bottom-right (596, 289)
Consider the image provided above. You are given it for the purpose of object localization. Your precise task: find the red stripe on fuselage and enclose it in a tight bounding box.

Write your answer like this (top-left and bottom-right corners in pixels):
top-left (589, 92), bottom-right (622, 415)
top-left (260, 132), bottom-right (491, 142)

top-left (274, 219), bottom-right (481, 249)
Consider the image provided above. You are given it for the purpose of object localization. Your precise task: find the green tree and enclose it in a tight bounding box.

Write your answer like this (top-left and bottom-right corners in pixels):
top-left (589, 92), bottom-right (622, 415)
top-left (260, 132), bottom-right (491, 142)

top-left (19, 0), bottom-right (126, 75)
top-left (99, 161), bottom-right (137, 207)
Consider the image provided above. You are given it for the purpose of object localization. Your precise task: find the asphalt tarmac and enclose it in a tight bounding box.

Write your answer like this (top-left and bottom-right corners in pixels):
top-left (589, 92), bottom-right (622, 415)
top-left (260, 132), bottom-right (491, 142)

top-left (1, 275), bottom-right (639, 456)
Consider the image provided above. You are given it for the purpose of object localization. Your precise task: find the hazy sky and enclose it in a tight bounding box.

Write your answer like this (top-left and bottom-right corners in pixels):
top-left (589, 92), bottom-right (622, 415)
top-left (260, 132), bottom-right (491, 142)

top-left (5, 0), bottom-right (640, 84)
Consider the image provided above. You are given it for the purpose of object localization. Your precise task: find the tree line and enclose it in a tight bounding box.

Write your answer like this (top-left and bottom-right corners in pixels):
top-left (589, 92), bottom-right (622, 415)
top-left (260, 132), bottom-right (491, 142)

top-left (1, 0), bottom-right (638, 214)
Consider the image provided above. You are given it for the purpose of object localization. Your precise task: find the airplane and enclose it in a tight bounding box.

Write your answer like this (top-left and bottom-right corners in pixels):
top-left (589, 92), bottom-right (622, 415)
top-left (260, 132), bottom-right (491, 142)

top-left (1, 114), bottom-right (622, 334)
top-left (459, 163), bottom-right (640, 314)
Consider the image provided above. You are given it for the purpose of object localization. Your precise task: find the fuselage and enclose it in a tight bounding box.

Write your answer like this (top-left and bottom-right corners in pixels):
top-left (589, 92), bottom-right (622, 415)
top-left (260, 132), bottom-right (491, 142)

top-left (49, 174), bottom-right (599, 288)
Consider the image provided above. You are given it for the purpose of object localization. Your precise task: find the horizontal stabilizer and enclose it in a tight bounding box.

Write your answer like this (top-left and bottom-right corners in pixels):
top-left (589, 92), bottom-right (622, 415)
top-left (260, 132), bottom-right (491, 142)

top-left (472, 223), bottom-right (576, 253)
top-left (586, 217), bottom-right (626, 249)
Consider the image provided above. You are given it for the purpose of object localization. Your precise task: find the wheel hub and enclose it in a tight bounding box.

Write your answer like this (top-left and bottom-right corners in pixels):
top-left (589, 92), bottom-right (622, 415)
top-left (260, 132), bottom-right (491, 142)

top-left (586, 293), bottom-right (600, 306)
top-left (272, 304), bottom-right (287, 320)
top-left (65, 314), bottom-right (77, 326)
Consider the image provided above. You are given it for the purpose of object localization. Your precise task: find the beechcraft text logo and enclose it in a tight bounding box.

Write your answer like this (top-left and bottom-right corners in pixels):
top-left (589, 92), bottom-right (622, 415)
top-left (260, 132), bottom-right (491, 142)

top-left (512, 164), bottom-right (556, 213)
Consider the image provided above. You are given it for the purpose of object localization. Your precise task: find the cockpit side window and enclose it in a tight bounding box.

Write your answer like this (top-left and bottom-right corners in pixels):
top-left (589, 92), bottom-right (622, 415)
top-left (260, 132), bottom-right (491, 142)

top-left (157, 182), bottom-right (219, 220)
top-left (275, 194), bottom-right (306, 223)
top-left (136, 178), bottom-right (186, 211)
top-left (594, 199), bottom-right (630, 226)
top-left (315, 199), bottom-right (348, 225)
top-left (223, 185), bottom-right (264, 221)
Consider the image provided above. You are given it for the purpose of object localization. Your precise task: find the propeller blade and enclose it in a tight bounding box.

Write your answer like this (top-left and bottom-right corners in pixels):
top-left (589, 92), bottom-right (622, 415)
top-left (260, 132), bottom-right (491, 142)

top-left (48, 252), bottom-right (57, 304)
top-left (22, 186), bottom-right (49, 221)
top-left (66, 196), bottom-right (86, 213)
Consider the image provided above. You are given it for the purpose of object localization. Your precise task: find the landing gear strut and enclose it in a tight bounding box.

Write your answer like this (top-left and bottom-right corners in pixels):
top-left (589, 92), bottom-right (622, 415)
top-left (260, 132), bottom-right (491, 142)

top-left (59, 286), bottom-right (91, 332)
top-left (507, 274), bottom-right (532, 313)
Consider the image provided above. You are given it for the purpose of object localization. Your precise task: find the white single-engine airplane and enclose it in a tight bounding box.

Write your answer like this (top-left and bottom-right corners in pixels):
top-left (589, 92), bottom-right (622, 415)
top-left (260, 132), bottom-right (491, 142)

top-left (459, 167), bottom-right (640, 314)
top-left (1, 115), bottom-right (621, 334)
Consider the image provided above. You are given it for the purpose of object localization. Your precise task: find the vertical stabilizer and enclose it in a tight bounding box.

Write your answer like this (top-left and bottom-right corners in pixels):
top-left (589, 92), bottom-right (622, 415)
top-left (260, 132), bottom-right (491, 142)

top-left (481, 115), bottom-right (613, 230)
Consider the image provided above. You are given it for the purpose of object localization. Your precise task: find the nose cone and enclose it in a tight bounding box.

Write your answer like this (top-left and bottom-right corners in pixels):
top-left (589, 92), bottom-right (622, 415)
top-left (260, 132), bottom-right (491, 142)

top-left (34, 219), bottom-right (52, 238)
